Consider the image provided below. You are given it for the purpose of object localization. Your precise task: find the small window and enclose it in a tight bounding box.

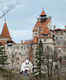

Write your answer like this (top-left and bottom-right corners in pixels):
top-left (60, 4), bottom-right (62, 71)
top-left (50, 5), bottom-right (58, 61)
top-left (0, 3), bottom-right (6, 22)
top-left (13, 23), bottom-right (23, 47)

top-left (60, 37), bottom-right (63, 39)
top-left (35, 33), bottom-right (37, 35)
top-left (53, 35), bottom-right (55, 38)
top-left (44, 39), bottom-right (46, 42)
top-left (21, 46), bottom-right (23, 48)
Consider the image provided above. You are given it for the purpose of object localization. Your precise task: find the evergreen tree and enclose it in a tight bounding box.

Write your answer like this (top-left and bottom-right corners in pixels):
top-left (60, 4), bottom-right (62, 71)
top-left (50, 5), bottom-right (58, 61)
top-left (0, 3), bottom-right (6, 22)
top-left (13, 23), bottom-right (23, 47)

top-left (0, 45), bottom-right (8, 67)
top-left (34, 40), bottom-right (43, 80)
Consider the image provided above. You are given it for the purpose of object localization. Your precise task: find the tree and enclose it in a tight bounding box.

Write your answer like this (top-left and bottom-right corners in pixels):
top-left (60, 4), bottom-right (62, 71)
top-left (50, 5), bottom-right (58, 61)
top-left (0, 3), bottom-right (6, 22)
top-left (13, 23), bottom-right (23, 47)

top-left (0, 45), bottom-right (8, 67)
top-left (33, 40), bottom-right (43, 80)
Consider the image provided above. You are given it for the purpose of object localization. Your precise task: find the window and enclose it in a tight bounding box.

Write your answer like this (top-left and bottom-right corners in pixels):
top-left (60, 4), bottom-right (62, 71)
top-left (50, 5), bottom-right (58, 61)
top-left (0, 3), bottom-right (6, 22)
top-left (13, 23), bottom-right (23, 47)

top-left (53, 35), bottom-right (55, 38)
top-left (44, 39), bottom-right (46, 42)
top-left (35, 33), bottom-right (37, 35)
top-left (63, 56), bottom-right (66, 60)
top-left (21, 46), bottom-right (23, 49)
top-left (60, 37), bottom-right (63, 39)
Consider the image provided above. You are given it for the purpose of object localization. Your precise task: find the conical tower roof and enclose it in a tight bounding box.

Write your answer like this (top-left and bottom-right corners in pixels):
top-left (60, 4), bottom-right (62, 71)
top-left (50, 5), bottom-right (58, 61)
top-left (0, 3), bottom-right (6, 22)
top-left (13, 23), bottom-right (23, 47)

top-left (40, 9), bottom-right (46, 16)
top-left (1, 22), bottom-right (11, 39)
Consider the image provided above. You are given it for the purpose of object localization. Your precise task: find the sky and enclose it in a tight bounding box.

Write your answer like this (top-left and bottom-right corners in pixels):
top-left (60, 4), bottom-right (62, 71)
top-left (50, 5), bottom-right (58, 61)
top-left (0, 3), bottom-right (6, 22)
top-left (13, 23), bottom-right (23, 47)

top-left (0, 0), bottom-right (66, 43)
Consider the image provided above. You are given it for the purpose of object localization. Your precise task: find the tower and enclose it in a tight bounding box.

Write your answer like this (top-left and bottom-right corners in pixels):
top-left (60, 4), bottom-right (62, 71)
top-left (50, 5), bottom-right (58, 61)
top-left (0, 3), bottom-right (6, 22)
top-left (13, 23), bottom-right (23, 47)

top-left (0, 18), bottom-right (14, 45)
top-left (33, 9), bottom-right (51, 41)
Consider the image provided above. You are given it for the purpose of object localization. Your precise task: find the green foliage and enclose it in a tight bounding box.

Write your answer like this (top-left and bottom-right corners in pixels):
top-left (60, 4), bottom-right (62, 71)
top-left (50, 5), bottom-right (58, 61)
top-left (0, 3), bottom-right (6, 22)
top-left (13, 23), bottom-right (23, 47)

top-left (0, 45), bottom-right (8, 66)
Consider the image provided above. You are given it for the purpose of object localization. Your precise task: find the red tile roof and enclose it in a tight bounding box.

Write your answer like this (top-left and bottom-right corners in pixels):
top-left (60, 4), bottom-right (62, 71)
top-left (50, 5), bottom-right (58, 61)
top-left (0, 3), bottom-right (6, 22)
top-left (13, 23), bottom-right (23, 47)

top-left (54, 28), bottom-right (63, 31)
top-left (52, 28), bottom-right (66, 32)
top-left (24, 40), bottom-right (33, 45)
top-left (40, 10), bottom-right (46, 16)
top-left (1, 23), bottom-right (11, 39)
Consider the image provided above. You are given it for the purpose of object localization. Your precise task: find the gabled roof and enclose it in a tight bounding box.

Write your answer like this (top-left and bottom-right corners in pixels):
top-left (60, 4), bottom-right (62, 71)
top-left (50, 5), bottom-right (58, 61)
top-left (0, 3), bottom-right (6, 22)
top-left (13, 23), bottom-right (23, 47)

top-left (1, 23), bottom-right (11, 39)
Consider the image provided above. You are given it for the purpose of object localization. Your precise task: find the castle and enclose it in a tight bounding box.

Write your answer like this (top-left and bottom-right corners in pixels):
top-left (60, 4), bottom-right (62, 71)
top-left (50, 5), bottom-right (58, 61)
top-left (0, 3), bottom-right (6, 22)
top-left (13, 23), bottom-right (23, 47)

top-left (0, 9), bottom-right (66, 72)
